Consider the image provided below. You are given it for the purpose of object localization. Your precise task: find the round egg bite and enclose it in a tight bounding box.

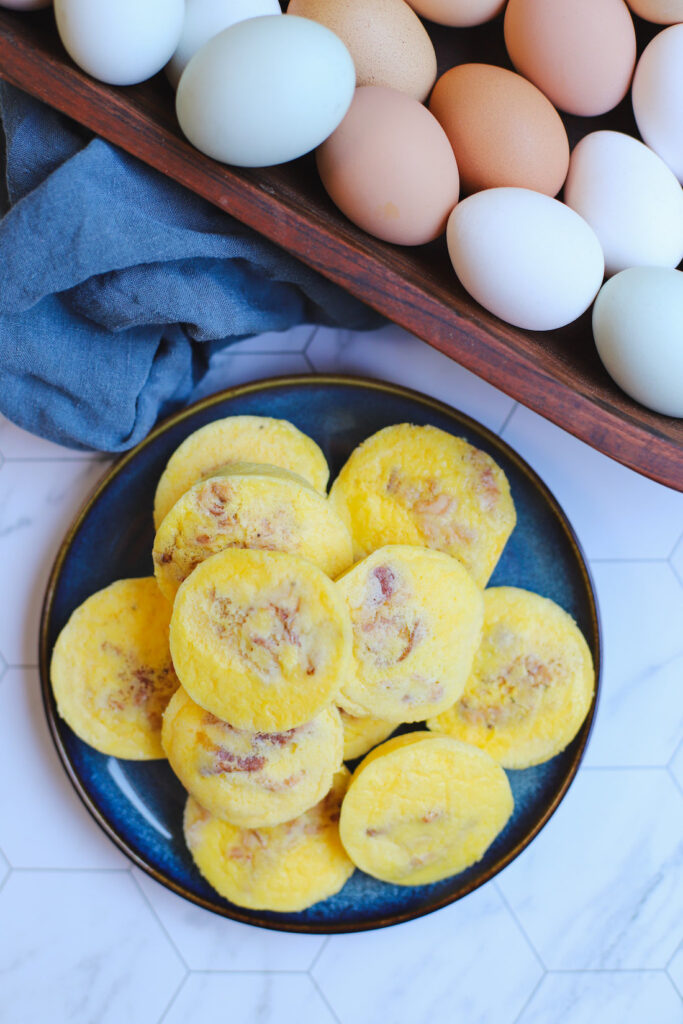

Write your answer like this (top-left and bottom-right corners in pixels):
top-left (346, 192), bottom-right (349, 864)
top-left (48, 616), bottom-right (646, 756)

top-left (184, 767), bottom-right (354, 912)
top-left (336, 546), bottom-right (484, 722)
top-left (428, 587), bottom-right (595, 768)
top-left (339, 732), bottom-right (513, 886)
top-left (50, 578), bottom-right (179, 759)
top-left (153, 462), bottom-right (353, 602)
top-left (170, 548), bottom-right (353, 731)
top-left (339, 708), bottom-right (396, 761)
top-left (162, 688), bottom-right (343, 827)
top-left (153, 415), bottom-right (329, 529)
top-left (329, 423), bottom-right (516, 587)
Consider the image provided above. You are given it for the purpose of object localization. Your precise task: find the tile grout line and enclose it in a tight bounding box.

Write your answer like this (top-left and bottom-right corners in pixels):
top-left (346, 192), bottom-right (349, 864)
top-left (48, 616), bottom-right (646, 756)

top-left (129, 870), bottom-right (191, 972)
top-left (308, 971), bottom-right (344, 1024)
top-left (303, 352), bottom-right (316, 374)
top-left (303, 325), bottom-right (321, 355)
top-left (155, 970), bottom-right (189, 1024)
top-left (0, 868), bottom-right (11, 898)
top-left (665, 966), bottom-right (683, 1001)
top-left (496, 402), bottom-right (519, 438)
top-left (510, 973), bottom-right (545, 1024)
top-left (188, 969), bottom-right (313, 976)
top-left (308, 935), bottom-right (331, 975)
top-left (665, 766), bottom-right (683, 801)
top-left (494, 881), bottom-right (547, 972)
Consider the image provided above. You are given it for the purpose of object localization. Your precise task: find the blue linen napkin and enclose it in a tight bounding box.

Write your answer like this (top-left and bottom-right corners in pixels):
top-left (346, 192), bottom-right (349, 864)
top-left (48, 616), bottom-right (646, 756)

top-left (0, 83), bottom-right (379, 451)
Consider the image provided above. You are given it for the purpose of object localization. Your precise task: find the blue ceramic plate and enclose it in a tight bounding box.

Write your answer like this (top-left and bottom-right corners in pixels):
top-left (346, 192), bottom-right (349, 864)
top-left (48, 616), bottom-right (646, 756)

top-left (40, 376), bottom-right (600, 933)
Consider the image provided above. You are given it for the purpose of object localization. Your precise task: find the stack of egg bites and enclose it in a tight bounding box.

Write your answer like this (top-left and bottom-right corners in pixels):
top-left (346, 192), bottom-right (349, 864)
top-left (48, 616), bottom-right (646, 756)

top-left (51, 415), bottom-right (595, 913)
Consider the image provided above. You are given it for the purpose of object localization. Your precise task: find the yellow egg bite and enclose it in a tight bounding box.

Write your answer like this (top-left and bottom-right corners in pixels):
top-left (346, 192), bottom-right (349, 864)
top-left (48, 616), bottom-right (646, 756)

top-left (329, 423), bottom-right (516, 586)
top-left (428, 587), bottom-right (595, 768)
top-left (50, 578), bottom-right (179, 759)
top-left (339, 708), bottom-right (396, 761)
top-left (335, 546), bottom-right (484, 722)
top-left (184, 768), bottom-right (354, 911)
top-left (153, 415), bottom-right (329, 529)
top-left (153, 463), bottom-right (353, 602)
top-left (339, 732), bottom-right (513, 885)
top-left (170, 549), bottom-right (353, 731)
top-left (162, 688), bottom-right (343, 827)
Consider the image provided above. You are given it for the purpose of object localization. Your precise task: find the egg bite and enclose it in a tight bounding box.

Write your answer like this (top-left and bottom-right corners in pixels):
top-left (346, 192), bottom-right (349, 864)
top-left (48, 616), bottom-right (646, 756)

top-left (170, 548), bottom-right (353, 731)
top-left (335, 546), bottom-right (484, 722)
top-left (153, 463), bottom-right (353, 602)
top-left (339, 732), bottom-right (513, 885)
top-left (184, 767), bottom-right (354, 911)
top-left (428, 587), bottom-right (595, 768)
top-left (153, 415), bottom-right (329, 528)
top-left (328, 423), bottom-right (516, 586)
top-left (339, 708), bottom-right (396, 761)
top-left (50, 578), bottom-right (179, 759)
top-left (162, 688), bottom-right (343, 827)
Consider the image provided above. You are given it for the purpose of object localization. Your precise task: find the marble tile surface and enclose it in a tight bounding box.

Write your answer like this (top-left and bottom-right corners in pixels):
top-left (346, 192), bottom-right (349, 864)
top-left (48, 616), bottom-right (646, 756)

top-left (1, 324), bottom-right (681, 1024)
top-left (501, 406), bottom-right (683, 561)
top-left (516, 972), bottom-right (683, 1024)
top-left (0, 871), bottom-right (185, 1024)
top-left (313, 885), bottom-right (542, 1024)
top-left (163, 974), bottom-right (337, 1024)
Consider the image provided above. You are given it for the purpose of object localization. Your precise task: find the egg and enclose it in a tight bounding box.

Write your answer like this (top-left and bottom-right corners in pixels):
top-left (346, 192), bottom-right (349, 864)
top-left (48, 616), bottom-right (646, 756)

top-left (403, 0), bottom-right (506, 27)
top-left (166, 0), bottom-right (282, 90)
top-left (287, 0), bottom-right (436, 103)
top-left (592, 267), bottom-right (683, 416)
top-left (316, 85), bottom-right (459, 246)
top-left (54, 0), bottom-right (184, 86)
top-left (429, 63), bottom-right (569, 197)
top-left (564, 131), bottom-right (683, 277)
top-left (176, 15), bottom-right (355, 167)
top-left (447, 188), bottom-right (604, 331)
top-left (625, 0), bottom-right (683, 23)
top-left (0, 0), bottom-right (51, 9)
top-left (632, 25), bottom-right (683, 183)
top-left (504, 0), bottom-right (637, 117)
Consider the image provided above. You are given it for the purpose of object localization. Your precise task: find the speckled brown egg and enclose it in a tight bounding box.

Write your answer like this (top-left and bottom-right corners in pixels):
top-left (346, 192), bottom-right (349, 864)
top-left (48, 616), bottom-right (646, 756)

top-left (429, 63), bottom-right (570, 196)
top-left (316, 85), bottom-right (459, 246)
top-left (287, 0), bottom-right (437, 102)
top-left (504, 0), bottom-right (637, 117)
top-left (405, 0), bottom-right (506, 26)
top-left (626, 0), bottom-right (683, 22)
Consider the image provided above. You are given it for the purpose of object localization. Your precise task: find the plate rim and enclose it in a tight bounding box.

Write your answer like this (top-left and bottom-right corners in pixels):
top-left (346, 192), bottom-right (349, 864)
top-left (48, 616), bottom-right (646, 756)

top-left (38, 372), bottom-right (602, 934)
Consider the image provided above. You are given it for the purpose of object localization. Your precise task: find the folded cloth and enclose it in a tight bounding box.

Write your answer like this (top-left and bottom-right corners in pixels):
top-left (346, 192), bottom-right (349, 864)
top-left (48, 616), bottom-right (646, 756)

top-left (0, 83), bottom-right (380, 452)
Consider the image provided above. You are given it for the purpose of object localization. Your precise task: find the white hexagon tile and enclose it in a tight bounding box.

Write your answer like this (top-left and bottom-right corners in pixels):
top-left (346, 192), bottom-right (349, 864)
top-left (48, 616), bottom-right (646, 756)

top-left (1, 324), bottom-right (682, 1024)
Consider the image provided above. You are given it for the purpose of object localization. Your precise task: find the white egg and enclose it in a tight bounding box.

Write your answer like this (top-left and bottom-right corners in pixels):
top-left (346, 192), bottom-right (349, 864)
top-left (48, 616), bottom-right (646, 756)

top-left (592, 267), bottom-right (683, 417)
top-left (0, 1), bottom-right (51, 9)
top-left (166, 0), bottom-right (282, 90)
top-left (446, 188), bottom-right (604, 331)
top-left (176, 15), bottom-right (355, 168)
top-left (54, 0), bottom-right (184, 86)
top-left (632, 24), bottom-right (683, 183)
top-left (564, 130), bottom-right (683, 277)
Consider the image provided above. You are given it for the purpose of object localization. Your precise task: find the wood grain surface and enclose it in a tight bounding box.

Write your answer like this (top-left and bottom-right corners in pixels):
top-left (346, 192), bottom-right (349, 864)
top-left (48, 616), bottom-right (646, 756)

top-left (0, 8), bottom-right (681, 490)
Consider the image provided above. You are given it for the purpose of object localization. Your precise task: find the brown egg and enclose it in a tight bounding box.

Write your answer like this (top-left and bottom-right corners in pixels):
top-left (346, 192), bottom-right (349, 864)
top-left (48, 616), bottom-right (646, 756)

top-left (504, 0), bottom-right (637, 117)
top-left (429, 64), bottom-right (569, 196)
top-left (316, 85), bottom-right (459, 246)
top-left (404, 0), bottom-right (506, 27)
top-left (287, 0), bottom-right (437, 102)
top-left (626, 0), bottom-right (683, 22)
